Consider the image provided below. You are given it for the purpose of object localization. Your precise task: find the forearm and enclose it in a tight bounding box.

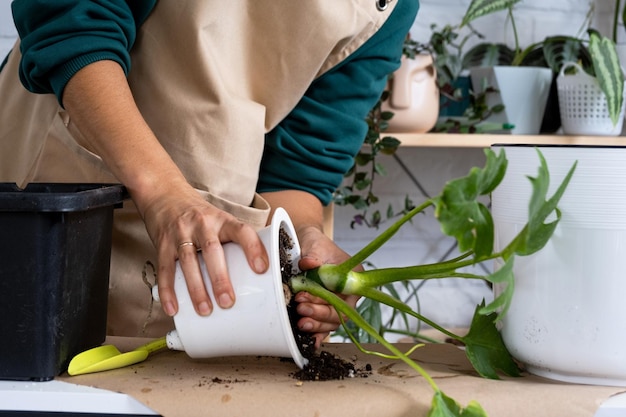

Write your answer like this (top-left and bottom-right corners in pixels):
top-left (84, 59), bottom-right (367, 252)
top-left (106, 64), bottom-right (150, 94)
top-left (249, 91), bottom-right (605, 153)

top-left (12, 0), bottom-right (156, 102)
top-left (260, 190), bottom-right (325, 233)
top-left (62, 59), bottom-right (269, 317)
top-left (61, 59), bottom-right (189, 216)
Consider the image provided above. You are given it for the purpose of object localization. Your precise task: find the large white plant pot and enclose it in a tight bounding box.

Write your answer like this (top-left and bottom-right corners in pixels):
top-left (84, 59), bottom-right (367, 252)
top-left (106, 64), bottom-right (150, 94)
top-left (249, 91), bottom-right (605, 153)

top-left (491, 144), bottom-right (626, 385)
top-left (470, 66), bottom-right (552, 135)
top-left (153, 208), bottom-right (307, 368)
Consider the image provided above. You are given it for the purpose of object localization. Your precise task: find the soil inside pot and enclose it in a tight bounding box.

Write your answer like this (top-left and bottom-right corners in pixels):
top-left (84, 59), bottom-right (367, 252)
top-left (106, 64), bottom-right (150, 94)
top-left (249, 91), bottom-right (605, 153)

top-left (278, 228), bottom-right (372, 381)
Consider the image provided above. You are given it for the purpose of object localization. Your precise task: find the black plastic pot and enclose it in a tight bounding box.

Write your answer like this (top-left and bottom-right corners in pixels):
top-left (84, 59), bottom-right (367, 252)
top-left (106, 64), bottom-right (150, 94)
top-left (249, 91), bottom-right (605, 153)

top-left (0, 183), bottom-right (126, 381)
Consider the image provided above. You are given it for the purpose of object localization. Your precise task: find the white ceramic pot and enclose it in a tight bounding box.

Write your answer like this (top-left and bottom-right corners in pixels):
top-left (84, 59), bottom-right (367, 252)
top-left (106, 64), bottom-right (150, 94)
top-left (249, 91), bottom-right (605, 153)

top-left (470, 66), bottom-right (553, 135)
top-left (153, 208), bottom-right (307, 368)
top-left (491, 144), bottom-right (626, 386)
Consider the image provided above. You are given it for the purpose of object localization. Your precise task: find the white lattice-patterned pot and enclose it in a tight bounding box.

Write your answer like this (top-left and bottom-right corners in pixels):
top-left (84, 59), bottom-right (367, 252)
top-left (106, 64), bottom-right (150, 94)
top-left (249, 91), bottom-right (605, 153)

top-left (557, 62), bottom-right (625, 136)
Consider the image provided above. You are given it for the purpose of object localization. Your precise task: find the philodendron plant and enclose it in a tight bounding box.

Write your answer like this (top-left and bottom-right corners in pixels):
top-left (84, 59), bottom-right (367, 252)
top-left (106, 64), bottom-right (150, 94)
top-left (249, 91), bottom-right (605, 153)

top-left (290, 148), bottom-right (576, 416)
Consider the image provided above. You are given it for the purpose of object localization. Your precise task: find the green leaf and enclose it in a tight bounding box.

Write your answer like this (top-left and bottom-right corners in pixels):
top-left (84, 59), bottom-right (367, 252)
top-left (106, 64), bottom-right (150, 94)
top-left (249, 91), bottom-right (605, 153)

top-left (434, 149), bottom-right (507, 258)
top-left (462, 43), bottom-right (517, 67)
top-left (381, 111), bottom-right (395, 121)
top-left (354, 153), bottom-right (373, 165)
top-left (386, 204), bottom-right (394, 219)
top-left (354, 178), bottom-right (371, 191)
top-left (349, 196), bottom-right (368, 210)
top-left (535, 36), bottom-right (592, 74)
top-left (462, 301), bottom-right (521, 379)
top-left (374, 162), bottom-right (387, 176)
top-left (368, 192), bottom-right (379, 205)
top-left (479, 257), bottom-right (515, 319)
top-left (504, 149), bottom-right (577, 258)
top-left (461, 0), bottom-right (521, 27)
top-left (589, 30), bottom-right (624, 126)
top-left (429, 391), bottom-right (488, 417)
top-left (379, 136), bottom-right (402, 154)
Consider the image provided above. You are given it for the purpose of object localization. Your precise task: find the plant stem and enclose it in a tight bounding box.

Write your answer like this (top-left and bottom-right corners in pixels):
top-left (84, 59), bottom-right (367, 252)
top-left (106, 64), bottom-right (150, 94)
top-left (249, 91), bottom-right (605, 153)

top-left (384, 328), bottom-right (443, 344)
top-left (357, 286), bottom-right (463, 341)
top-left (338, 201), bottom-right (434, 272)
top-left (508, 6), bottom-right (521, 57)
top-left (347, 256), bottom-right (491, 288)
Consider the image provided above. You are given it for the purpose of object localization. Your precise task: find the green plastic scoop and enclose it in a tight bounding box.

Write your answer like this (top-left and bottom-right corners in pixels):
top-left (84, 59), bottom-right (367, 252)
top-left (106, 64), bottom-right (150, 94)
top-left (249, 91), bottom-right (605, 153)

top-left (68, 337), bottom-right (168, 376)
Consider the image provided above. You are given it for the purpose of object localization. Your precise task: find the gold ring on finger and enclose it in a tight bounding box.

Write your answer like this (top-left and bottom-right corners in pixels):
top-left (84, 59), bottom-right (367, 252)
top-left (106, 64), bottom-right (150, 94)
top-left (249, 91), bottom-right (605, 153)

top-left (177, 241), bottom-right (196, 250)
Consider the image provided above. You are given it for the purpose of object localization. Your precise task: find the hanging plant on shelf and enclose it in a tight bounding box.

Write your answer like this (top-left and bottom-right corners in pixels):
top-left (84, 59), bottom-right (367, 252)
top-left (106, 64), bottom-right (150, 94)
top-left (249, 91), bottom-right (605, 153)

top-left (332, 36), bottom-right (428, 230)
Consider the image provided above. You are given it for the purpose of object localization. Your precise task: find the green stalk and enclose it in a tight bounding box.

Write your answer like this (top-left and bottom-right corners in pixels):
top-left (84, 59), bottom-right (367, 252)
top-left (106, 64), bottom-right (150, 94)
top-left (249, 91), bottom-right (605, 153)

top-left (508, 6), bottom-right (521, 60)
top-left (338, 201), bottom-right (434, 272)
top-left (357, 286), bottom-right (463, 341)
top-left (384, 328), bottom-right (442, 344)
top-left (345, 257), bottom-right (490, 289)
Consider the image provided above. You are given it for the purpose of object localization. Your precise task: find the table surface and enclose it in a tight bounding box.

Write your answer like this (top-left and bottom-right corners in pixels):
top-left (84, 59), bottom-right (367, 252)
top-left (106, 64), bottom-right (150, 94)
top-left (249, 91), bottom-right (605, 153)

top-left (57, 338), bottom-right (625, 417)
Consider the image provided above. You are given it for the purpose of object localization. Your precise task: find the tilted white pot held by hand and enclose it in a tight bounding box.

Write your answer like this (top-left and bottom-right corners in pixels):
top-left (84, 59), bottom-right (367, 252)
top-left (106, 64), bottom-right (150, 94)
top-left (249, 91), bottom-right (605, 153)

top-left (153, 207), bottom-right (307, 369)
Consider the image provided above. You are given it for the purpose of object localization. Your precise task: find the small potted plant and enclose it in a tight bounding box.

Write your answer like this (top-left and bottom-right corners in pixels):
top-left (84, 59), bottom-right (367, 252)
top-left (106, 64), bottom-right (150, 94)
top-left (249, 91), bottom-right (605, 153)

top-left (427, 23), bottom-right (475, 118)
top-left (457, 0), bottom-right (554, 135)
top-left (426, 23), bottom-right (517, 134)
top-left (556, 30), bottom-right (626, 136)
top-left (460, 0), bottom-right (625, 136)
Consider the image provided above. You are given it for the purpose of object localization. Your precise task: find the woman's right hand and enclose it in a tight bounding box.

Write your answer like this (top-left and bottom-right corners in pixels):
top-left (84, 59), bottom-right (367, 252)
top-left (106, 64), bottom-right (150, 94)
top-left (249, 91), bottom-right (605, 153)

top-left (139, 183), bottom-right (269, 317)
top-left (62, 60), bottom-right (269, 318)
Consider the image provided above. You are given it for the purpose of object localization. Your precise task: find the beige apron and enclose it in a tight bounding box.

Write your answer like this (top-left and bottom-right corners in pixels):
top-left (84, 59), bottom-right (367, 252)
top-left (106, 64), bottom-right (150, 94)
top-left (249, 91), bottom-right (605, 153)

top-left (0, 0), bottom-right (396, 337)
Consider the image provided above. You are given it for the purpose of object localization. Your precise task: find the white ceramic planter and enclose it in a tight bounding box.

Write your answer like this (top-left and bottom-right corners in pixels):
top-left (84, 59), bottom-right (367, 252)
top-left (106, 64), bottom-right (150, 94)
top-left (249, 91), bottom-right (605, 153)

top-left (491, 144), bottom-right (626, 386)
top-left (153, 208), bottom-right (307, 368)
top-left (470, 66), bottom-right (553, 135)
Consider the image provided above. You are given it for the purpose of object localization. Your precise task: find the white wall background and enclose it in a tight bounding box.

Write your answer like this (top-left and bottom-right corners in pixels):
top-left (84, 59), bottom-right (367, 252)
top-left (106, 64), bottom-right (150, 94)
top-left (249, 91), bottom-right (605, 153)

top-left (336, 0), bottom-right (610, 338)
top-left (0, 0), bottom-right (616, 337)
top-left (0, 0), bottom-right (14, 55)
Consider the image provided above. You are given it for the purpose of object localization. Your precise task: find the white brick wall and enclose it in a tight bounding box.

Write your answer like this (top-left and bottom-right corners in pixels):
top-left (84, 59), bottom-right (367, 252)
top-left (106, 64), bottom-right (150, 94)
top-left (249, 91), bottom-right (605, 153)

top-left (413, 0), bottom-right (598, 48)
top-left (0, 0), bottom-right (616, 335)
top-left (0, 0), bottom-right (15, 57)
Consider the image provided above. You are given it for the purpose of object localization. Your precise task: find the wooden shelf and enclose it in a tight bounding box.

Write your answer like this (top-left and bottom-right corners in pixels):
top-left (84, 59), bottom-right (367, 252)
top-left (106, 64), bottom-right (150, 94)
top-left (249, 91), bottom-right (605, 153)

top-left (392, 132), bottom-right (626, 148)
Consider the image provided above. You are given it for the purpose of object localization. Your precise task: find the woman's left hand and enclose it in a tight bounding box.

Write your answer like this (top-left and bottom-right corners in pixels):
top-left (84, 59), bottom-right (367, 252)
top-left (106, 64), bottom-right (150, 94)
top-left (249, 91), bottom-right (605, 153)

top-left (293, 224), bottom-right (360, 348)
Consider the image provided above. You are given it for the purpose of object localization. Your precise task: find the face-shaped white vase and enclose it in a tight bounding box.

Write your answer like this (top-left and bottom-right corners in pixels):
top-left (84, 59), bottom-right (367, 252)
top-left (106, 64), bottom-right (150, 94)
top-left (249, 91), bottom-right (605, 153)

top-left (381, 54), bottom-right (439, 133)
top-left (153, 208), bottom-right (307, 368)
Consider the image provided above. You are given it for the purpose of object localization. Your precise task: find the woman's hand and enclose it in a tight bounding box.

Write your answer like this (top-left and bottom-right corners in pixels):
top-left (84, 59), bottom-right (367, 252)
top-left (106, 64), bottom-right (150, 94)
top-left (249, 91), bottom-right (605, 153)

top-left (260, 190), bottom-right (359, 349)
top-left (294, 225), bottom-right (360, 348)
top-left (62, 60), bottom-right (269, 318)
top-left (140, 184), bottom-right (269, 318)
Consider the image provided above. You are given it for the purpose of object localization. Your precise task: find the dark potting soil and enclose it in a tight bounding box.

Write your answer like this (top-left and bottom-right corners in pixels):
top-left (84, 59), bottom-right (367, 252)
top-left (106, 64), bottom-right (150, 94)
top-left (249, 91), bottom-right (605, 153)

top-left (278, 228), bottom-right (372, 381)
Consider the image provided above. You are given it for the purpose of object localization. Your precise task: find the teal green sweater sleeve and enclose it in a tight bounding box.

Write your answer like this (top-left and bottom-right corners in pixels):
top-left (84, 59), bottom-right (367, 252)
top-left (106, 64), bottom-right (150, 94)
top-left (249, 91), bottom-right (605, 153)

top-left (11, 0), bottom-right (156, 106)
top-left (257, 0), bottom-right (419, 205)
